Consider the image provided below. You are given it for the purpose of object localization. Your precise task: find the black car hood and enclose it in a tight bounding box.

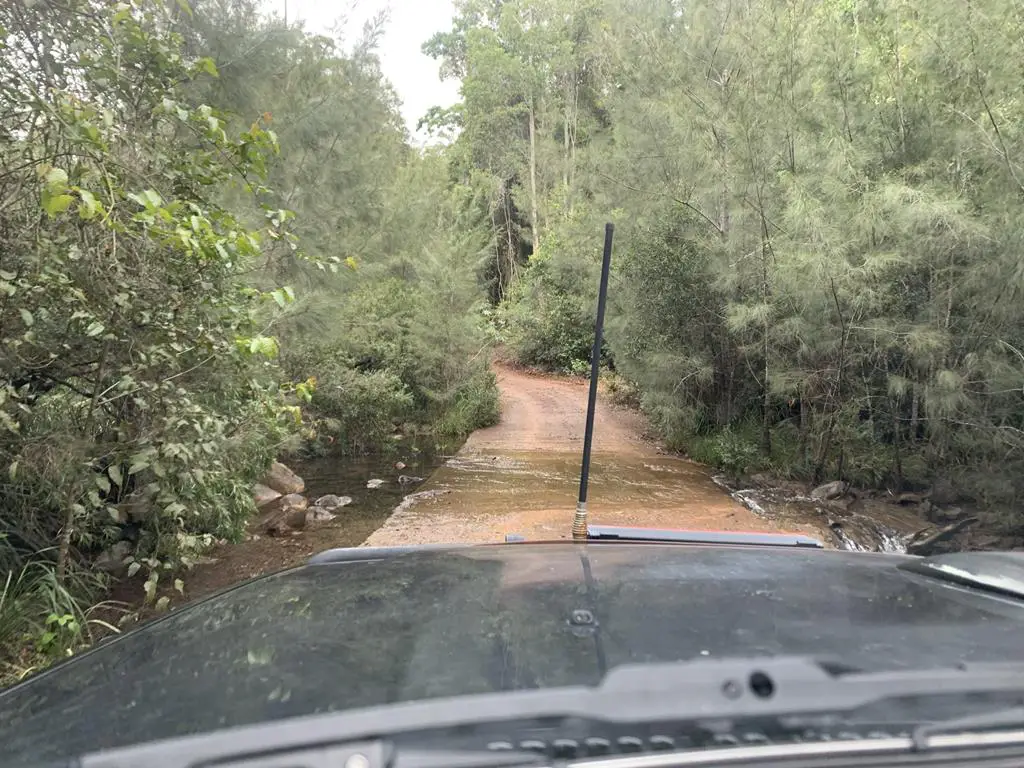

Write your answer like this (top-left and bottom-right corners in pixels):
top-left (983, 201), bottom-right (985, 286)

top-left (4, 543), bottom-right (1024, 765)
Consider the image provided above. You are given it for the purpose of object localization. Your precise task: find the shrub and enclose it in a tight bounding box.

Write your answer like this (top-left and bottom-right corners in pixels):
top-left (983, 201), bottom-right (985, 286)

top-left (433, 366), bottom-right (501, 437)
top-left (310, 367), bottom-right (415, 453)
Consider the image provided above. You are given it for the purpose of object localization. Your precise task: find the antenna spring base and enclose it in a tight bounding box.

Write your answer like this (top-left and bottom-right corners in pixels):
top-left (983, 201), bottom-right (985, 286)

top-left (572, 501), bottom-right (588, 540)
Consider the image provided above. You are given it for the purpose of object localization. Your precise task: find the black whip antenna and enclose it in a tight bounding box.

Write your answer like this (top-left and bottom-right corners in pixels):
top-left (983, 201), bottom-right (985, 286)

top-left (572, 223), bottom-right (615, 540)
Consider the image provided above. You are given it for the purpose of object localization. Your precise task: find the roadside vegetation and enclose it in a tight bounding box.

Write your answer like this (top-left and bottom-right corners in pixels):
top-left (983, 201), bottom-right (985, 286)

top-left (432, 0), bottom-right (1024, 536)
top-left (0, 0), bottom-right (497, 678)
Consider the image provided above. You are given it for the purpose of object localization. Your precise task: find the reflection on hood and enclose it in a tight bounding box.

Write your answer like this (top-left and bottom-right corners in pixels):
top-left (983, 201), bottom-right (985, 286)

top-left (3, 544), bottom-right (1024, 765)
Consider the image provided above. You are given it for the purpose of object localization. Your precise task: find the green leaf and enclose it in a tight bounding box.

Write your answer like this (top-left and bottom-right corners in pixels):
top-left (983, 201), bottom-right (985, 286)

top-left (143, 573), bottom-right (158, 603)
top-left (174, 578), bottom-right (184, 594)
top-left (86, 321), bottom-right (105, 337)
top-left (19, 308), bottom-right (33, 327)
top-left (194, 57), bottom-right (217, 77)
top-left (247, 336), bottom-right (279, 358)
top-left (128, 459), bottom-right (150, 475)
top-left (77, 189), bottom-right (100, 220)
top-left (44, 167), bottom-right (68, 190)
top-left (95, 474), bottom-right (110, 494)
top-left (127, 562), bottom-right (141, 578)
top-left (108, 464), bottom-right (123, 488)
top-left (42, 190), bottom-right (74, 217)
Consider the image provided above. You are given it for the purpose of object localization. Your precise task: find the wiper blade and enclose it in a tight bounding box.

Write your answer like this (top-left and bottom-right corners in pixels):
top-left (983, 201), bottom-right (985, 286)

top-left (912, 705), bottom-right (1024, 751)
top-left (585, 525), bottom-right (825, 548)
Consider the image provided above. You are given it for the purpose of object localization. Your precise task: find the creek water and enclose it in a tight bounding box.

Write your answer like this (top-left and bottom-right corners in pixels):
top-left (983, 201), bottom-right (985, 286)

top-left (287, 439), bottom-right (461, 548)
top-left (337, 443), bottom-right (926, 552)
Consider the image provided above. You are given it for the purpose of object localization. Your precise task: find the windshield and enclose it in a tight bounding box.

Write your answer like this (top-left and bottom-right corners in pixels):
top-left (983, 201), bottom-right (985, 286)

top-left (3, 545), bottom-right (1024, 764)
top-left (6, 0), bottom-right (1024, 764)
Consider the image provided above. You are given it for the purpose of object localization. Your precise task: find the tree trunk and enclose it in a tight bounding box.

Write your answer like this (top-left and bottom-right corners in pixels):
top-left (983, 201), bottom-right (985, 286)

top-left (890, 397), bottom-right (904, 492)
top-left (760, 207), bottom-right (772, 454)
top-left (528, 97), bottom-right (541, 254)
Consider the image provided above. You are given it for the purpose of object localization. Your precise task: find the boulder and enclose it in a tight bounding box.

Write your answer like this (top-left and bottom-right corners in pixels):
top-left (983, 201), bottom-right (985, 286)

top-left (930, 477), bottom-right (957, 506)
top-left (314, 494), bottom-right (352, 511)
top-left (811, 480), bottom-right (849, 501)
top-left (905, 517), bottom-right (978, 556)
top-left (253, 483), bottom-right (282, 509)
top-left (263, 461), bottom-right (305, 495)
top-left (929, 505), bottom-right (965, 525)
top-left (366, 478), bottom-right (384, 489)
top-left (258, 493), bottom-right (308, 534)
top-left (305, 506), bottom-right (336, 524)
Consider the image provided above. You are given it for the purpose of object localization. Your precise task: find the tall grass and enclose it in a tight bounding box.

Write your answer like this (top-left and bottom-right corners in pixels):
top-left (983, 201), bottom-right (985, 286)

top-left (0, 551), bottom-right (120, 685)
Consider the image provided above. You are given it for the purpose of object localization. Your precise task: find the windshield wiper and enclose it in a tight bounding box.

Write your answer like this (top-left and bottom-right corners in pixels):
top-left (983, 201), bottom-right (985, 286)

top-left (584, 525), bottom-right (825, 548)
top-left (79, 656), bottom-right (1024, 768)
top-left (912, 704), bottom-right (1024, 750)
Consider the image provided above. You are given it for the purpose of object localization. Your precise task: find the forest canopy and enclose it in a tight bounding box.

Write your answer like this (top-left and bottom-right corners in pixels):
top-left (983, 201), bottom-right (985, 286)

top-left (431, 0), bottom-right (1024, 529)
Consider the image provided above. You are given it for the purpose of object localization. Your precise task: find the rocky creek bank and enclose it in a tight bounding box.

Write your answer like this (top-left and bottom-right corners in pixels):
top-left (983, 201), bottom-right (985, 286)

top-left (716, 473), bottom-right (1024, 555)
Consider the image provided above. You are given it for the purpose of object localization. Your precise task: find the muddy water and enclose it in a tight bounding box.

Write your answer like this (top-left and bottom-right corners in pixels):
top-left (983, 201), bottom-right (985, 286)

top-left (287, 441), bottom-right (460, 548)
top-left (369, 447), bottom-right (927, 552)
top-left (363, 447), bottom-right (830, 547)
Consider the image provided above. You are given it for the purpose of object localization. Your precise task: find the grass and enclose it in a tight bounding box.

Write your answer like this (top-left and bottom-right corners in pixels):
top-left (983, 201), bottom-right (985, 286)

top-left (0, 556), bottom-right (122, 687)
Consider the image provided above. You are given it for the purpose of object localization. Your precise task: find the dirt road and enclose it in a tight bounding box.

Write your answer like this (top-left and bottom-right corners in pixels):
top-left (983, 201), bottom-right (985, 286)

top-left (363, 365), bottom-right (817, 546)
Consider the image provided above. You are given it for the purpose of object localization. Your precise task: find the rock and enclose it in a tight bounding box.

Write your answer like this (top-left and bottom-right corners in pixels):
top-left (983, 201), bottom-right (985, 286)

top-left (930, 477), bottom-right (957, 506)
top-left (366, 478), bottom-right (384, 489)
top-left (305, 506), bottom-right (336, 524)
top-left (263, 461), bottom-right (305, 495)
top-left (95, 541), bottom-right (133, 575)
top-left (258, 493), bottom-right (308, 534)
top-left (394, 461), bottom-right (407, 470)
top-left (314, 494), bottom-right (352, 511)
top-left (253, 483), bottom-right (282, 509)
top-left (905, 517), bottom-right (978, 556)
top-left (397, 475), bottom-right (424, 485)
top-left (811, 480), bottom-right (849, 501)
top-left (930, 505), bottom-right (965, 525)
top-left (896, 492), bottom-right (927, 506)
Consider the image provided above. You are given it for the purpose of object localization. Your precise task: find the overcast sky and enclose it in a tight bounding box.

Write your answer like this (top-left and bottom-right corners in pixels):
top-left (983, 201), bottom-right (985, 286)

top-left (274, 0), bottom-right (460, 141)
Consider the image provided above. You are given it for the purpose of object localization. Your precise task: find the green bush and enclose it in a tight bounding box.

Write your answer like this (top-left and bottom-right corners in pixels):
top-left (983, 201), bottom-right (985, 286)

top-left (712, 428), bottom-right (760, 482)
top-left (310, 367), bottom-right (415, 453)
top-left (502, 286), bottom-right (595, 372)
top-left (433, 366), bottom-right (501, 437)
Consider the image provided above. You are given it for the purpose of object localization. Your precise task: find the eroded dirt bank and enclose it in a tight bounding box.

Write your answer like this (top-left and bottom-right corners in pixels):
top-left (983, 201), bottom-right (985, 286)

top-left (363, 365), bottom-right (826, 546)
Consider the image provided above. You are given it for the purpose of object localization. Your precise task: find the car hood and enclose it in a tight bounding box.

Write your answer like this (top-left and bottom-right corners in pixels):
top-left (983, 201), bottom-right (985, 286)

top-left (4, 543), bottom-right (1024, 764)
